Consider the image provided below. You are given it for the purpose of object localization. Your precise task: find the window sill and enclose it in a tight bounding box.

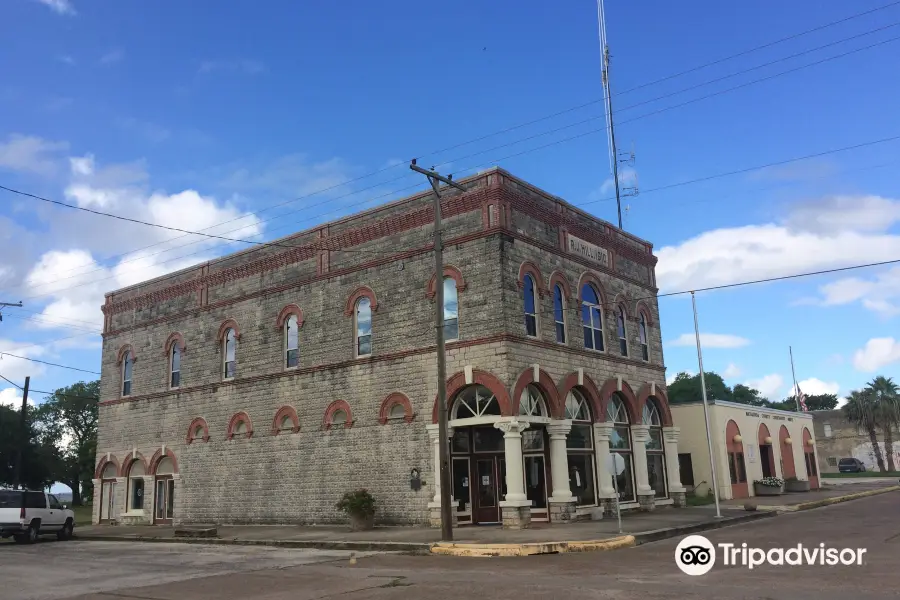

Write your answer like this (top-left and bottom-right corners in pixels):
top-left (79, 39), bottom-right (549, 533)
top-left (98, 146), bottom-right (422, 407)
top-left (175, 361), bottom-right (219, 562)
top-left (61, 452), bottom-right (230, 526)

top-left (121, 510), bottom-right (145, 517)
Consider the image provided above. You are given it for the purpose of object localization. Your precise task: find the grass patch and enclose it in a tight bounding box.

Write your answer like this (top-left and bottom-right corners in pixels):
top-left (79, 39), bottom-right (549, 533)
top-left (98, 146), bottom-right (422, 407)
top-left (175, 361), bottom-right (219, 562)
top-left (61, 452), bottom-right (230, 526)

top-left (685, 493), bottom-right (716, 506)
top-left (71, 503), bottom-right (92, 525)
top-left (822, 471), bottom-right (900, 478)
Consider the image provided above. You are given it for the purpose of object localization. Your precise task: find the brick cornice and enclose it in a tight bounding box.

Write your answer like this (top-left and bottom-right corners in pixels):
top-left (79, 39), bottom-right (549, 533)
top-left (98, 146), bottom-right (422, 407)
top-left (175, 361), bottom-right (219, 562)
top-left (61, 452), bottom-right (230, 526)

top-left (98, 333), bottom-right (665, 407)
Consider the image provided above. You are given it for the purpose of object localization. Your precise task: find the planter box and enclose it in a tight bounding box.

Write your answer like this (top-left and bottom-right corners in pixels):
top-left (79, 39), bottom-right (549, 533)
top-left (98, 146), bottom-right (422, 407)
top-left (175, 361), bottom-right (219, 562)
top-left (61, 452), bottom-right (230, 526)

top-left (753, 483), bottom-right (784, 496)
top-left (784, 479), bottom-right (810, 493)
top-left (349, 513), bottom-right (375, 531)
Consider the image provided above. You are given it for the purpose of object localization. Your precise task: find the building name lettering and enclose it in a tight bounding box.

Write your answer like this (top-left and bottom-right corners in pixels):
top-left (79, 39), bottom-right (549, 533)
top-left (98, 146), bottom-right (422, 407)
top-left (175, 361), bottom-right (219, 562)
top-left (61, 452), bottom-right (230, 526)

top-left (566, 234), bottom-right (609, 268)
top-left (744, 410), bottom-right (791, 421)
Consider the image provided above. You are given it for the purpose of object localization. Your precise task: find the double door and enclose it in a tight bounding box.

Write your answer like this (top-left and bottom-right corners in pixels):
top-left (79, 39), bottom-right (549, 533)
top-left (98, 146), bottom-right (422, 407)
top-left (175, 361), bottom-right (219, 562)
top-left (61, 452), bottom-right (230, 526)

top-left (99, 480), bottom-right (116, 522)
top-left (452, 455), bottom-right (506, 524)
top-left (154, 476), bottom-right (174, 524)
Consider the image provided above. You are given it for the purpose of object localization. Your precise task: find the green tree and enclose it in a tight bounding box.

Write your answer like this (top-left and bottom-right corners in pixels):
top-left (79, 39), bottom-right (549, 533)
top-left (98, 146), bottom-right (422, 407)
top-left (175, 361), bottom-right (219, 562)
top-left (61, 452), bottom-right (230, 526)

top-left (868, 376), bottom-right (899, 472)
top-left (34, 380), bottom-right (99, 505)
top-left (731, 384), bottom-right (768, 407)
top-left (843, 389), bottom-right (885, 472)
top-left (776, 393), bottom-right (839, 412)
top-left (0, 404), bottom-right (55, 489)
top-left (667, 372), bottom-right (732, 405)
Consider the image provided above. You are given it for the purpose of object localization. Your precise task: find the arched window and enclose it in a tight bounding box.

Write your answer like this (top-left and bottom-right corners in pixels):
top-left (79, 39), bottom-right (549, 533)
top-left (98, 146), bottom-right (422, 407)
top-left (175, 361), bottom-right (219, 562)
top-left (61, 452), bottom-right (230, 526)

top-left (518, 384), bottom-right (547, 417)
top-left (616, 306), bottom-right (628, 357)
top-left (355, 297), bottom-right (372, 357)
top-left (169, 344), bottom-right (181, 389)
top-left (122, 350), bottom-right (133, 396)
top-left (523, 274), bottom-right (537, 337)
top-left (607, 394), bottom-right (635, 502)
top-left (443, 277), bottom-right (459, 341)
top-left (581, 284), bottom-right (604, 351)
top-left (128, 460), bottom-right (145, 511)
top-left (565, 390), bottom-right (596, 506)
top-left (451, 384), bottom-right (501, 419)
top-left (331, 408), bottom-right (348, 426)
top-left (285, 314), bottom-right (299, 368)
top-left (553, 284), bottom-right (566, 344)
top-left (643, 399), bottom-right (667, 498)
top-left (389, 403), bottom-right (407, 419)
top-left (639, 313), bottom-right (649, 362)
top-left (223, 328), bottom-right (236, 379)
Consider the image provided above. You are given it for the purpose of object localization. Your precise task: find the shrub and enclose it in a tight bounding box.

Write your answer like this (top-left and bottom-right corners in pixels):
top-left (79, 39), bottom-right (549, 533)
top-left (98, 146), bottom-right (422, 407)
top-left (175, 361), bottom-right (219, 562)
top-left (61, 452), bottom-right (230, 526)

top-left (754, 476), bottom-right (784, 488)
top-left (336, 489), bottom-right (376, 517)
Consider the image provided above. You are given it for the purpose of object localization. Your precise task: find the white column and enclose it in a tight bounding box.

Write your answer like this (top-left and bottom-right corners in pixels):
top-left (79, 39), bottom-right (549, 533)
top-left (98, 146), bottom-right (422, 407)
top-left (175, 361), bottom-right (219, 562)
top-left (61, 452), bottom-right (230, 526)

top-left (630, 424), bottom-right (654, 496)
top-left (662, 426), bottom-right (686, 494)
top-left (495, 420), bottom-right (530, 504)
top-left (426, 424), bottom-right (453, 505)
top-left (593, 422), bottom-right (616, 499)
top-left (547, 420), bottom-right (573, 502)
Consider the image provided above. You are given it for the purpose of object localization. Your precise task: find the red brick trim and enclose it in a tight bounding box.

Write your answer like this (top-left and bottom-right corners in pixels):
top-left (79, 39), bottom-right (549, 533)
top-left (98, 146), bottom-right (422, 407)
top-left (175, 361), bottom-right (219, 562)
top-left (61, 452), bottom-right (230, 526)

top-left (217, 319), bottom-right (241, 342)
top-left (426, 265), bottom-right (467, 301)
top-left (635, 301), bottom-right (655, 326)
top-left (324, 400), bottom-right (354, 430)
top-left (272, 405), bottom-right (300, 435)
top-left (120, 451), bottom-right (149, 477)
top-left (512, 367), bottom-right (561, 418)
top-left (517, 261), bottom-right (546, 296)
top-left (226, 411), bottom-right (253, 440)
top-left (379, 392), bottom-right (414, 424)
top-left (344, 286), bottom-right (378, 316)
top-left (98, 333), bottom-right (666, 407)
top-left (275, 304), bottom-right (305, 330)
top-left (635, 383), bottom-right (673, 427)
top-left (548, 270), bottom-right (572, 304)
top-left (95, 454), bottom-right (120, 479)
top-left (149, 447), bottom-right (179, 475)
top-left (556, 372), bottom-right (603, 421)
top-left (598, 378), bottom-right (640, 424)
top-left (433, 369), bottom-right (512, 424)
top-left (576, 272), bottom-right (608, 308)
top-left (186, 417), bottom-right (210, 444)
top-left (116, 344), bottom-right (135, 366)
top-left (163, 332), bottom-right (186, 355)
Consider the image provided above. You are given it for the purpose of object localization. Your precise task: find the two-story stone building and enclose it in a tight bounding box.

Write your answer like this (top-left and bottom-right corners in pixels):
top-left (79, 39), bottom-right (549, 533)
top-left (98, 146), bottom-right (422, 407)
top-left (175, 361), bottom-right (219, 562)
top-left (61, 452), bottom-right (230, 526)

top-left (93, 167), bottom-right (683, 529)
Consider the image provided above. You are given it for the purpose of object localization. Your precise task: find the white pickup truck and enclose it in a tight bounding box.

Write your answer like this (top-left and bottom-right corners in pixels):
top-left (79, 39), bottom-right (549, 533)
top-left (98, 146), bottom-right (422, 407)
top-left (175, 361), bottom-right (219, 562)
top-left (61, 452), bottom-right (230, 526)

top-left (0, 489), bottom-right (75, 543)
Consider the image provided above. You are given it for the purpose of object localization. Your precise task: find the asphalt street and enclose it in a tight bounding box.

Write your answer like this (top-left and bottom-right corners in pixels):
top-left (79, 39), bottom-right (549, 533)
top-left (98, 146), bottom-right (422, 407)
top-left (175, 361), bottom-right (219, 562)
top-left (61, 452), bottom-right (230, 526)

top-left (3, 491), bottom-right (898, 600)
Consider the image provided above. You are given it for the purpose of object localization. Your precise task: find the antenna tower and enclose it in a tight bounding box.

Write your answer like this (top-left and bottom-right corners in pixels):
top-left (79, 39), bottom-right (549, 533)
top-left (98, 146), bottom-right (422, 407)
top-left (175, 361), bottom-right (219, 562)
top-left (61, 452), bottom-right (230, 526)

top-left (596, 0), bottom-right (625, 229)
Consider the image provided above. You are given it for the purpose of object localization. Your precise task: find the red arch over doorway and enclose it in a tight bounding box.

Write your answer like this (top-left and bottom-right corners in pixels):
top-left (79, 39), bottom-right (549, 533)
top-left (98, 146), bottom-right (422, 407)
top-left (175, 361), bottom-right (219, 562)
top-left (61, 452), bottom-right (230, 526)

top-left (758, 422), bottom-right (777, 478)
top-left (556, 372), bottom-right (602, 420)
top-left (779, 425), bottom-right (796, 479)
top-left (598, 378), bottom-right (640, 424)
top-left (726, 420), bottom-right (749, 499)
top-left (511, 367), bottom-right (561, 418)
top-left (433, 369), bottom-right (512, 423)
top-left (635, 383), bottom-right (674, 426)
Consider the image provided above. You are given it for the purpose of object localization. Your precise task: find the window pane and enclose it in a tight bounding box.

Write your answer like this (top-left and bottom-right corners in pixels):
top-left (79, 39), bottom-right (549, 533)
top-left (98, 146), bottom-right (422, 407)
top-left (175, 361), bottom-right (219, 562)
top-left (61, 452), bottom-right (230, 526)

top-left (286, 348), bottom-right (299, 368)
top-left (451, 429), bottom-right (470, 454)
top-left (357, 334), bottom-right (372, 356)
top-left (581, 304), bottom-right (591, 326)
top-left (639, 317), bottom-right (648, 344)
top-left (170, 371), bottom-right (180, 388)
top-left (122, 380), bottom-right (132, 396)
top-left (525, 456), bottom-right (547, 508)
top-left (642, 343), bottom-right (649, 361)
top-left (566, 424), bottom-right (593, 449)
top-left (581, 284), bottom-right (598, 305)
top-left (286, 316), bottom-right (299, 350)
top-left (523, 275), bottom-right (536, 314)
top-left (356, 298), bottom-right (372, 336)
top-left (444, 318), bottom-right (459, 341)
top-left (736, 452), bottom-right (746, 483)
top-left (610, 426), bottom-right (631, 449)
top-left (567, 453), bottom-right (596, 506)
top-left (523, 429), bottom-right (544, 451)
top-left (646, 428), bottom-right (663, 450)
top-left (525, 314), bottom-right (537, 337)
top-left (728, 452), bottom-right (738, 484)
top-left (583, 326), bottom-right (593, 349)
top-left (647, 453), bottom-right (667, 498)
top-left (619, 338), bottom-right (628, 356)
top-left (443, 278), bottom-right (458, 322)
top-left (593, 329), bottom-right (604, 351)
top-left (171, 346), bottom-right (181, 372)
top-left (224, 360), bottom-right (236, 379)
top-left (473, 427), bottom-right (504, 452)
top-left (556, 322), bottom-right (566, 344)
top-left (553, 286), bottom-right (564, 321)
top-left (225, 330), bottom-right (236, 362)
top-left (132, 479), bottom-right (144, 510)
top-left (123, 354), bottom-right (133, 381)
top-left (617, 310), bottom-right (626, 337)
top-left (609, 453), bottom-right (635, 502)
top-left (166, 480), bottom-right (175, 519)
top-left (592, 307), bottom-right (603, 330)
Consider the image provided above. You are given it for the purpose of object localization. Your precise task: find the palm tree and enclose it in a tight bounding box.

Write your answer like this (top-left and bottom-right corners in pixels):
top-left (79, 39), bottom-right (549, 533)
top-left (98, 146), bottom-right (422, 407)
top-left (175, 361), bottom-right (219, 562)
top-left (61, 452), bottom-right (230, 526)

top-left (868, 376), bottom-right (899, 472)
top-left (843, 389), bottom-right (886, 472)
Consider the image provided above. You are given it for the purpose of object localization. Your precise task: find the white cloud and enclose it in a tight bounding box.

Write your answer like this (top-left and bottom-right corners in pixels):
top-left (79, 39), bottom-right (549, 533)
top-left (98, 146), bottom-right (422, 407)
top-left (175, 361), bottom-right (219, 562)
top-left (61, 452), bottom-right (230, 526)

top-left (35, 0), bottom-right (76, 16)
top-left (0, 387), bottom-right (26, 408)
top-left (0, 134), bottom-right (68, 176)
top-left (99, 49), bottom-right (124, 65)
top-left (69, 154), bottom-right (94, 176)
top-left (723, 363), bottom-right (742, 379)
top-left (813, 267), bottom-right (900, 318)
top-left (745, 373), bottom-right (784, 400)
top-left (852, 338), bottom-right (900, 372)
top-left (198, 59), bottom-right (266, 75)
top-left (795, 377), bottom-right (840, 397)
top-left (668, 333), bottom-right (750, 348)
top-left (656, 195), bottom-right (900, 292)
top-left (0, 339), bottom-right (47, 382)
top-left (593, 167), bottom-right (637, 198)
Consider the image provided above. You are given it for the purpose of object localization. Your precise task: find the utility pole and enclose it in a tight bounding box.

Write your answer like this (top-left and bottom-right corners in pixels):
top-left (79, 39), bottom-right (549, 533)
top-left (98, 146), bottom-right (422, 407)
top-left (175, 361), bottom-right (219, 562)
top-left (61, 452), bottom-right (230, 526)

top-left (410, 159), bottom-right (466, 542)
top-left (0, 300), bottom-right (23, 322)
top-left (596, 0), bottom-right (624, 229)
top-left (12, 376), bottom-right (30, 490)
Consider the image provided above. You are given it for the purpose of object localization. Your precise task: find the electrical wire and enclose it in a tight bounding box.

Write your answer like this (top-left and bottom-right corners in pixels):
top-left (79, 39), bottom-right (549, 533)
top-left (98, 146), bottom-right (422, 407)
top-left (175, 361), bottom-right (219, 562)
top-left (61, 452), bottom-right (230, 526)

top-left (0, 353), bottom-right (101, 375)
top-left (0, 373), bottom-right (99, 400)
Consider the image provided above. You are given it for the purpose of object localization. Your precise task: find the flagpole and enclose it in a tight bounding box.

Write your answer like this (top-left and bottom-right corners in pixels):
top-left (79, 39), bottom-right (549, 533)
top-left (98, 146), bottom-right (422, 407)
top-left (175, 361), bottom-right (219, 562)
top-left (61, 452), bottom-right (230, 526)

top-left (691, 292), bottom-right (722, 518)
top-left (789, 346), bottom-right (800, 412)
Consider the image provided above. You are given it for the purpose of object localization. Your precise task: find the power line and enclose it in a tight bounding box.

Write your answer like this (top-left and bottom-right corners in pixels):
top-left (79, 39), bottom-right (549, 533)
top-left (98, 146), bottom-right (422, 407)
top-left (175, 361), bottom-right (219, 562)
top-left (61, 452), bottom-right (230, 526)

top-left (0, 352), bottom-right (101, 375)
top-left (0, 373), bottom-right (99, 401)
top-left (9, 2), bottom-right (897, 293)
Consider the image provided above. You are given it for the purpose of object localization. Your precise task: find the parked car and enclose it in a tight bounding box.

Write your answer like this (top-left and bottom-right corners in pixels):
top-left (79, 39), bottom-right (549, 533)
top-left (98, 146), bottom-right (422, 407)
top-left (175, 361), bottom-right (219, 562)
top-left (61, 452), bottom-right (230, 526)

top-left (838, 458), bottom-right (867, 473)
top-left (0, 489), bottom-right (75, 543)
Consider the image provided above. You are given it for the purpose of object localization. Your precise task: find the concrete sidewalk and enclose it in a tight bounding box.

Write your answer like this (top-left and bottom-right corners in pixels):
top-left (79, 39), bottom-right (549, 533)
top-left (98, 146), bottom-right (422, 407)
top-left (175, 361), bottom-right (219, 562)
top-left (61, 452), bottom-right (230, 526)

top-left (719, 480), bottom-right (899, 511)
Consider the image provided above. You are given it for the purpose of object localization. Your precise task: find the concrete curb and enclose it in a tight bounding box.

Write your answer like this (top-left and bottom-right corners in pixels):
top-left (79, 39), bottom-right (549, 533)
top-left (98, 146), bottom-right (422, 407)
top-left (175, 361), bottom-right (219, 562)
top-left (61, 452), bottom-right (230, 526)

top-left (755, 485), bottom-right (900, 513)
top-left (430, 536), bottom-right (635, 557)
top-left (632, 511), bottom-right (776, 545)
top-left (71, 535), bottom-right (431, 554)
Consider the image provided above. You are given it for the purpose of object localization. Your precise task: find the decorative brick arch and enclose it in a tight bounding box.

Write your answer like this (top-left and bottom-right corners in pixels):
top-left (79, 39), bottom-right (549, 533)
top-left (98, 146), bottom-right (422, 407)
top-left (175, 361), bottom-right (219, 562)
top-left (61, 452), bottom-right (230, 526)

top-left (226, 411), bottom-right (253, 439)
top-left (186, 417), bottom-right (210, 444)
top-left (324, 399), bottom-right (354, 429)
top-left (149, 447), bottom-right (179, 475)
top-left (116, 344), bottom-right (135, 366)
top-left (780, 424), bottom-right (796, 479)
top-left (163, 332), bottom-right (186, 355)
top-left (426, 265), bottom-right (467, 301)
top-left (344, 286), bottom-right (378, 316)
top-left (379, 392), bottom-right (414, 424)
top-left (556, 372), bottom-right (603, 420)
top-left (635, 300), bottom-right (656, 326)
top-left (272, 405), bottom-right (300, 435)
top-left (275, 304), bottom-right (305, 330)
top-left (598, 378), bottom-right (640, 424)
top-left (217, 318), bottom-right (241, 342)
top-left (435, 369), bottom-right (512, 423)
top-left (512, 367), bottom-right (561, 417)
top-left (517, 261), bottom-right (546, 296)
top-left (95, 454), bottom-right (120, 479)
top-left (576, 271), bottom-right (608, 308)
top-left (548, 270), bottom-right (572, 304)
top-left (635, 383), bottom-right (674, 426)
top-left (611, 293), bottom-right (632, 317)
top-left (120, 451), bottom-right (149, 477)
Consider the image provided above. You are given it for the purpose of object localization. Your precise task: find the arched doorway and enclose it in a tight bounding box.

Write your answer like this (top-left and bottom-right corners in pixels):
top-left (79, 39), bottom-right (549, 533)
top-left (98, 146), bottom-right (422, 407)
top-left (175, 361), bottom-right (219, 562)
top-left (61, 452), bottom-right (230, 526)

top-left (153, 456), bottom-right (176, 525)
top-left (802, 427), bottom-right (818, 489)
top-left (607, 393), bottom-right (635, 502)
top-left (98, 462), bottom-right (118, 522)
top-left (564, 389), bottom-right (597, 507)
top-left (779, 425), bottom-right (796, 479)
top-left (726, 420), bottom-right (748, 499)
top-left (758, 423), bottom-right (777, 479)
top-left (642, 397), bottom-right (668, 499)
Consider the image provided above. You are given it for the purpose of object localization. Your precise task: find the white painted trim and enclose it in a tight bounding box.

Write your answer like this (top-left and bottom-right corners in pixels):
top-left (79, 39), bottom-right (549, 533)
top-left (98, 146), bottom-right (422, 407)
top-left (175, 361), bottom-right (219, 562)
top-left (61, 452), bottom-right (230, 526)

top-left (464, 365), bottom-right (474, 385)
top-left (672, 400), bottom-right (814, 420)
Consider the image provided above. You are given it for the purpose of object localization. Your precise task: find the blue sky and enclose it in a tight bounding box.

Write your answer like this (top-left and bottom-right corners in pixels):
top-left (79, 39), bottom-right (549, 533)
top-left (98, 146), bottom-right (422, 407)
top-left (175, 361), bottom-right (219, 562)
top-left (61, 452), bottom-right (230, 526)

top-left (1, 0), bottom-right (899, 417)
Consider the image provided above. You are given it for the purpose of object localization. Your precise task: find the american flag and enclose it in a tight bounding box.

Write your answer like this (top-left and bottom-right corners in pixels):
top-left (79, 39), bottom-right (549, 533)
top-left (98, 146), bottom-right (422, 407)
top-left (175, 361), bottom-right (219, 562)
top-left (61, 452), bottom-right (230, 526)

top-left (796, 387), bottom-right (808, 412)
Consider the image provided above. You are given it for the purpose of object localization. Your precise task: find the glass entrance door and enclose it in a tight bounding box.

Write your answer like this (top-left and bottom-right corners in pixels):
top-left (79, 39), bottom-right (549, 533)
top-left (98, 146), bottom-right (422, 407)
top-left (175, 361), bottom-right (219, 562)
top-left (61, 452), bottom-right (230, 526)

top-left (154, 477), bottom-right (174, 524)
top-left (524, 454), bottom-right (548, 519)
top-left (99, 480), bottom-right (116, 522)
top-left (474, 457), bottom-right (502, 524)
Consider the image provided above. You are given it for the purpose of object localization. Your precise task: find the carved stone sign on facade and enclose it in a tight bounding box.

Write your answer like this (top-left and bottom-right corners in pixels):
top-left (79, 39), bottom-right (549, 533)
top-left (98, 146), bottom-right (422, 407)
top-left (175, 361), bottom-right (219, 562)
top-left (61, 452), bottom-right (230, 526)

top-left (566, 234), bottom-right (609, 268)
